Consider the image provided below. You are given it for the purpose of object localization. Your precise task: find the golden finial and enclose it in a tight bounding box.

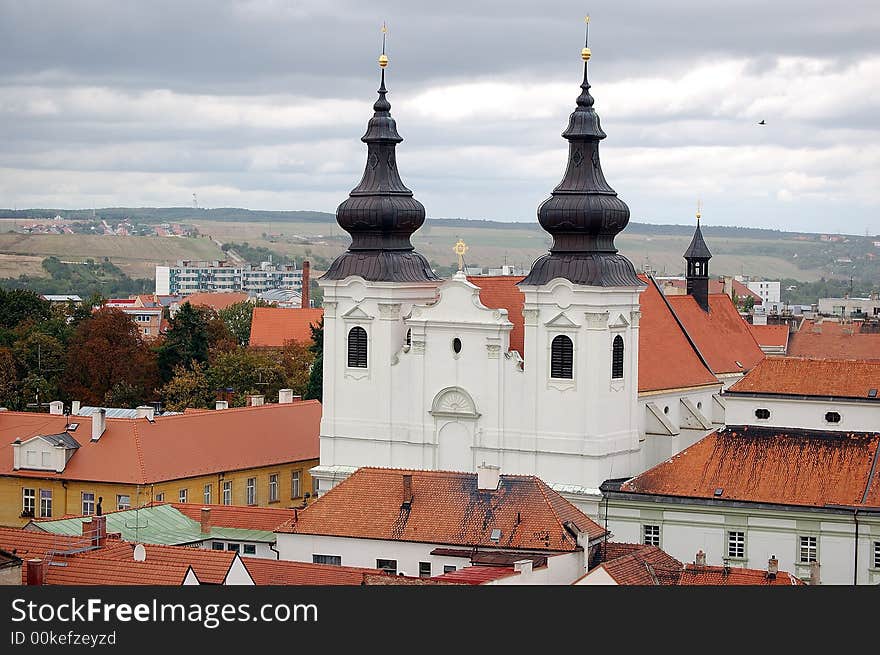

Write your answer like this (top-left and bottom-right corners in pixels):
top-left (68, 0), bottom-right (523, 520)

top-left (453, 239), bottom-right (469, 272)
top-left (581, 15), bottom-right (591, 61)
top-left (696, 199), bottom-right (703, 222)
top-left (379, 22), bottom-right (389, 68)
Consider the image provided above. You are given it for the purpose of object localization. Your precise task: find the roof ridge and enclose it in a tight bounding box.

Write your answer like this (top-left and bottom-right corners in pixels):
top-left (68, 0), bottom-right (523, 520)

top-left (122, 401), bottom-right (320, 423)
top-left (861, 438), bottom-right (880, 505)
top-left (129, 420), bottom-right (148, 484)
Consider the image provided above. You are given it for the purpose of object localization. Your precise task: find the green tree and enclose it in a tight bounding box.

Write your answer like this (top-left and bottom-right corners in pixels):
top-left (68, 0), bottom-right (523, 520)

top-left (304, 317), bottom-right (323, 401)
top-left (12, 332), bottom-right (65, 402)
top-left (218, 301), bottom-right (259, 347)
top-left (0, 346), bottom-right (19, 409)
top-left (159, 361), bottom-right (214, 411)
top-left (207, 348), bottom-right (286, 407)
top-left (0, 289), bottom-right (51, 328)
top-left (157, 302), bottom-right (210, 382)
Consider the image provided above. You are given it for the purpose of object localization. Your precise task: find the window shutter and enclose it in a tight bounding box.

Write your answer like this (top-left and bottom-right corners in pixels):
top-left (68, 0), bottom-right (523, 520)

top-left (348, 326), bottom-right (368, 368)
top-left (612, 335), bottom-right (624, 379)
top-left (550, 335), bottom-right (573, 379)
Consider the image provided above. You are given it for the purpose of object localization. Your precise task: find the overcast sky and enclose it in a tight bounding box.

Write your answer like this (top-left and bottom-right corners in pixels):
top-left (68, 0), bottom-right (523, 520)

top-left (1, 0), bottom-right (878, 234)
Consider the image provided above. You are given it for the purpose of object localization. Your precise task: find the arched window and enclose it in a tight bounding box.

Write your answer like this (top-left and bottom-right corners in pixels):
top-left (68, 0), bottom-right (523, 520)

top-left (550, 335), bottom-right (573, 379)
top-left (612, 335), bottom-right (624, 379)
top-left (347, 326), bottom-right (368, 368)
top-left (405, 328), bottom-right (412, 346)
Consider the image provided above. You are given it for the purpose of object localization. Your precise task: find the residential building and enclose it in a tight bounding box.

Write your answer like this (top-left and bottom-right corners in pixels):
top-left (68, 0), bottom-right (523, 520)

top-left (39, 294), bottom-right (82, 305)
top-left (818, 296), bottom-right (880, 318)
top-left (156, 260), bottom-right (303, 296)
top-left (104, 298), bottom-right (164, 340)
top-left (274, 466), bottom-right (609, 584)
top-left (249, 307), bottom-right (324, 348)
top-left (1, 400), bottom-right (320, 527)
top-left (746, 279), bottom-right (781, 305)
top-left (656, 276), bottom-right (762, 307)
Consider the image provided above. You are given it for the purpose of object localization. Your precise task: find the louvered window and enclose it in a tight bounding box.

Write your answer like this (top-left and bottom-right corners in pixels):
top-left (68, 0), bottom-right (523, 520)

top-left (348, 326), bottom-right (368, 368)
top-left (550, 335), bottom-right (573, 379)
top-left (612, 335), bottom-right (624, 379)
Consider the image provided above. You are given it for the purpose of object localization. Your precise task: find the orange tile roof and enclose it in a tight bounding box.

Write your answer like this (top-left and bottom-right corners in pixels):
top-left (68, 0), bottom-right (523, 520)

top-left (727, 356), bottom-right (880, 400)
top-left (679, 564), bottom-right (804, 586)
top-left (45, 556), bottom-right (193, 585)
top-left (0, 402), bottom-right (320, 484)
top-left (637, 275), bottom-right (719, 392)
top-left (243, 557), bottom-right (382, 585)
top-left (276, 467), bottom-right (608, 550)
top-left (595, 545), bottom-right (683, 585)
top-left (85, 541), bottom-right (237, 584)
top-left (658, 278), bottom-right (762, 304)
top-left (467, 276), bottom-right (525, 355)
top-left (184, 292), bottom-right (250, 311)
top-left (666, 294), bottom-right (764, 374)
top-left (748, 324), bottom-right (790, 350)
top-left (429, 565), bottom-right (520, 585)
top-left (620, 425), bottom-right (880, 508)
top-left (787, 320), bottom-right (880, 361)
top-left (249, 307), bottom-right (324, 348)
top-left (172, 503), bottom-right (296, 531)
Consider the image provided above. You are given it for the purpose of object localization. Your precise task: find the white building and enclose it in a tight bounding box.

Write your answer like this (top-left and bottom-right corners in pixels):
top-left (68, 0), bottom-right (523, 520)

top-left (155, 259), bottom-right (303, 296)
top-left (746, 279), bottom-right (781, 305)
top-left (818, 296), bottom-right (880, 318)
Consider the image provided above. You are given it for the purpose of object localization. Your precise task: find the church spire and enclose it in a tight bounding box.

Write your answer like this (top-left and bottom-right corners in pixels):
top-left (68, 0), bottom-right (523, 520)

top-left (685, 201), bottom-right (712, 311)
top-left (520, 18), bottom-right (642, 288)
top-left (323, 24), bottom-right (438, 283)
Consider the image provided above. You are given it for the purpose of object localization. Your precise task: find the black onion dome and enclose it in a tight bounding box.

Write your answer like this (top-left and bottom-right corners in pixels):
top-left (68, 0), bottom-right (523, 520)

top-left (323, 70), bottom-right (438, 282)
top-left (520, 57), bottom-right (642, 288)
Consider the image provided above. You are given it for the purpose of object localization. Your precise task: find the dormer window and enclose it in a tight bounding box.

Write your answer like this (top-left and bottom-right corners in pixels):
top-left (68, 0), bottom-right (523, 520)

top-left (12, 432), bottom-right (80, 473)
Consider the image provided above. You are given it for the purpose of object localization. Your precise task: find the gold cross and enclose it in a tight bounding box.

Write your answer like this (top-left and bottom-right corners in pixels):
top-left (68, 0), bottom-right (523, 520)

top-left (453, 239), bottom-right (468, 271)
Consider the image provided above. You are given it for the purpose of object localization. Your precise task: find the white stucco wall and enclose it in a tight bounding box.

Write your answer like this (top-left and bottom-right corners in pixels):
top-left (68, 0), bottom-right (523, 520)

top-left (724, 395), bottom-right (880, 432)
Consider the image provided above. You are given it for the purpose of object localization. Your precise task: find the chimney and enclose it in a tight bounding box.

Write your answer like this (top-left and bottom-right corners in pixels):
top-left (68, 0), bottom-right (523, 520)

top-left (215, 400), bottom-right (229, 410)
top-left (476, 463), bottom-right (501, 491)
top-left (81, 517), bottom-right (93, 541)
top-left (200, 507), bottom-right (211, 535)
top-left (49, 400), bottom-right (63, 415)
top-left (723, 276), bottom-right (734, 299)
top-left (402, 474), bottom-right (413, 506)
top-left (278, 389), bottom-right (294, 404)
top-left (809, 561), bottom-right (820, 585)
top-left (91, 409), bottom-right (106, 442)
top-left (135, 405), bottom-right (155, 421)
top-left (301, 260), bottom-right (310, 308)
top-left (513, 559), bottom-right (533, 576)
top-left (26, 559), bottom-right (44, 586)
top-left (71, 400), bottom-right (81, 415)
top-left (767, 555), bottom-right (778, 579)
top-left (695, 550), bottom-right (707, 567)
top-left (248, 394), bottom-right (264, 407)
top-left (292, 395), bottom-right (302, 402)
top-left (91, 515), bottom-right (107, 547)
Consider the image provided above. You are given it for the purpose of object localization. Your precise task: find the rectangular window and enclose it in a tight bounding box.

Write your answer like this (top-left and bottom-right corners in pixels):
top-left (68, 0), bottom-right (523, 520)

top-left (443, 565), bottom-right (457, 574)
top-left (41, 452), bottom-right (51, 467)
top-left (22, 488), bottom-right (35, 517)
top-left (227, 543), bottom-right (240, 553)
top-left (874, 542), bottom-right (880, 570)
top-left (39, 489), bottom-right (52, 518)
top-left (376, 559), bottom-right (397, 575)
top-left (26, 451), bottom-right (36, 466)
top-left (312, 476), bottom-right (319, 497)
top-left (799, 535), bottom-right (818, 563)
top-left (642, 524), bottom-right (661, 547)
top-left (243, 544), bottom-right (256, 555)
top-left (211, 542), bottom-right (224, 551)
top-left (419, 562), bottom-right (432, 578)
top-left (117, 494), bottom-right (131, 510)
top-left (222, 481), bottom-right (232, 505)
top-left (203, 484), bottom-right (211, 504)
top-left (727, 531), bottom-right (745, 559)
top-left (246, 477), bottom-right (256, 505)
top-left (291, 471), bottom-right (301, 498)
top-left (312, 554), bottom-right (342, 566)
top-left (268, 474), bottom-right (278, 502)
top-left (81, 492), bottom-right (95, 516)
top-left (155, 493), bottom-right (165, 502)
top-left (179, 488), bottom-right (188, 503)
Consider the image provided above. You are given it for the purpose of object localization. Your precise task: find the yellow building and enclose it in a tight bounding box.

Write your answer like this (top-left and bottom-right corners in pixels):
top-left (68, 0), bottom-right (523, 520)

top-left (0, 401), bottom-right (320, 528)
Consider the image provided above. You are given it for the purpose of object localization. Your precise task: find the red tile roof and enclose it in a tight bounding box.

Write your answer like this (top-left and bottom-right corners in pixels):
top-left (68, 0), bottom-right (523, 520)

top-left (276, 467), bottom-right (608, 550)
top-left (429, 565), bottom-right (520, 585)
top-left (657, 278), bottom-right (762, 304)
top-left (172, 503), bottom-right (296, 531)
top-left (679, 564), bottom-right (804, 586)
top-left (243, 557), bottom-right (382, 585)
top-left (727, 356), bottom-right (880, 400)
top-left (184, 292), bottom-right (250, 311)
top-left (620, 425), bottom-right (880, 508)
top-left (593, 545), bottom-right (683, 585)
top-left (637, 275), bottom-right (719, 392)
top-left (787, 320), bottom-right (880, 361)
top-left (666, 294), bottom-right (764, 374)
top-left (468, 276), bottom-right (525, 355)
top-left (249, 307), bottom-right (323, 348)
top-left (0, 402), bottom-right (320, 484)
top-left (45, 556), bottom-right (193, 586)
top-left (87, 541), bottom-right (237, 584)
top-left (748, 324), bottom-right (790, 350)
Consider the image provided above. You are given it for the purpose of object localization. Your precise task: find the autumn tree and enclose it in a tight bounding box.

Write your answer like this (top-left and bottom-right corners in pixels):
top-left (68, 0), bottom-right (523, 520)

top-left (63, 308), bottom-right (159, 406)
top-left (159, 361), bottom-right (214, 411)
top-left (206, 348), bottom-right (286, 407)
top-left (304, 317), bottom-right (323, 401)
top-left (157, 302), bottom-right (210, 382)
top-left (278, 339), bottom-right (315, 396)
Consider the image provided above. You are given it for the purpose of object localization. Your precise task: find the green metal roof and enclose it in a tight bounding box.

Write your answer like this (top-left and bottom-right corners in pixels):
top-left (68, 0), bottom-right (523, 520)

top-left (30, 504), bottom-right (276, 546)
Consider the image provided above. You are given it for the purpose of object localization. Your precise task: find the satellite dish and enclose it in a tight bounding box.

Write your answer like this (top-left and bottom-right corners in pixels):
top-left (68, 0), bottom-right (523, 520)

top-left (133, 544), bottom-right (147, 562)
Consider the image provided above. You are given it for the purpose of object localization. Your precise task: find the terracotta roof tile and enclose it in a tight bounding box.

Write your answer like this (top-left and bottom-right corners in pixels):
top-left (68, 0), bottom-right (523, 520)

top-left (81, 541), bottom-right (236, 584)
top-left (658, 278), bottom-right (762, 304)
top-left (172, 503), bottom-right (296, 531)
top-left (666, 294), bottom-right (764, 374)
top-left (45, 556), bottom-right (192, 585)
top-left (276, 467), bottom-right (608, 550)
top-left (0, 402), bottom-right (320, 484)
top-left (249, 307), bottom-right (323, 348)
top-left (679, 564), bottom-right (804, 585)
top-left (788, 320), bottom-right (880, 360)
top-left (429, 565), bottom-right (520, 585)
top-left (621, 425), bottom-right (880, 508)
top-left (467, 276), bottom-right (525, 355)
top-left (748, 324), bottom-right (790, 350)
top-left (243, 557), bottom-right (382, 585)
top-left (184, 292), bottom-right (250, 311)
top-left (728, 356), bottom-right (880, 400)
top-left (594, 545), bottom-right (682, 585)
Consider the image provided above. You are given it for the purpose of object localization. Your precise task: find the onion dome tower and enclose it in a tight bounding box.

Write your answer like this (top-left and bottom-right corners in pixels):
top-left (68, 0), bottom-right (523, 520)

top-left (519, 22), bottom-right (641, 288)
top-left (322, 34), bottom-right (438, 283)
top-left (685, 203), bottom-right (712, 312)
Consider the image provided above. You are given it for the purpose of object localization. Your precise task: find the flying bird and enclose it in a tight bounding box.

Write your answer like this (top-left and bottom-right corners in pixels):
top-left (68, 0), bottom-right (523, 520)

top-left (758, 119), bottom-right (766, 125)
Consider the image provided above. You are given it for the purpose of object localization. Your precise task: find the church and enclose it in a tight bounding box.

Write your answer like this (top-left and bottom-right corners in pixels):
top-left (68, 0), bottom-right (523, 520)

top-left (311, 35), bottom-right (763, 514)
